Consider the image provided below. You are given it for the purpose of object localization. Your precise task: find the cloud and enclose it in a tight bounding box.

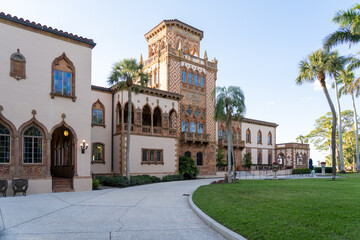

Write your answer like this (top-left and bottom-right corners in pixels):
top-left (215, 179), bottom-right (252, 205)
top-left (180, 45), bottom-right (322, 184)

top-left (313, 81), bottom-right (331, 91)
top-left (301, 97), bottom-right (312, 102)
top-left (267, 100), bottom-right (275, 105)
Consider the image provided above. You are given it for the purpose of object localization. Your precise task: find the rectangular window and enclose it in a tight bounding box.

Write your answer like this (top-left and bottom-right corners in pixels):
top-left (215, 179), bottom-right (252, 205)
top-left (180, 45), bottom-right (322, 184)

top-left (92, 143), bottom-right (104, 162)
top-left (92, 109), bottom-right (103, 125)
top-left (188, 73), bottom-right (192, 84)
top-left (142, 149), bottom-right (163, 164)
top-left (182, 71), bottom-right (186, 83)
top-left (23, 137), bottom-right (42, 164)
top-left (190, 122), bottom-right (196, 133)
top-left (0, 135), bottom-right (10, 163)
top-left (54, 70), bottom-right (71, 96)
top-left (200, 76), bottom-right (204, 87)
top-left (194, 75), bottom-right (198, 86)
top-left (198, 124), bottom-right (204, 133)
top-left (219, 130), bottom-right (223, 139)
top-left (182, 121), bottom-right (188, 132)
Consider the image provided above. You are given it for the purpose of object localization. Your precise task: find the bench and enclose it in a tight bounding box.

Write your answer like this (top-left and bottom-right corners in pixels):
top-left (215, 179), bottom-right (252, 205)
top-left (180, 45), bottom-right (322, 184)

top-left (0, 180), bottom-right (8, 197)
top-left (12, 179), bottom-right (28, 196)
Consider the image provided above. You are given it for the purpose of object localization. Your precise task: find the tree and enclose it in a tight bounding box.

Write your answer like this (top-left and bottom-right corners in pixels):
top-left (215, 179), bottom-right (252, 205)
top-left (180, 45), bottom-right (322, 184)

top-left (324, 4), bottom-right (360, 50)
top-left (338, 68), bottom-right (360, 172)
top-left (296, 49), bottom-right (338, 180)
top-left (306, 110), bottom-right (356, 169)
top-left (296, 135), bottom-right (308, 144)
top-left (108, 58), bottom-right (149, 181)
top-left (214, 86), bottom-right (245, 183)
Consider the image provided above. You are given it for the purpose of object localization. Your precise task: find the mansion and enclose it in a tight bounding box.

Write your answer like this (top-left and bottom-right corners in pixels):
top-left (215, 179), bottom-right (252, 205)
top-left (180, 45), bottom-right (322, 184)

top-left (0, 13), bottom-right (309, 194)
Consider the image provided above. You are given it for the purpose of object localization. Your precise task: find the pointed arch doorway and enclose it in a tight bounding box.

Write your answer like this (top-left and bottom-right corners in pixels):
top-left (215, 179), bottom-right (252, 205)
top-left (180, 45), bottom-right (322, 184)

top-left (51, 125), bottom-right (75, 191)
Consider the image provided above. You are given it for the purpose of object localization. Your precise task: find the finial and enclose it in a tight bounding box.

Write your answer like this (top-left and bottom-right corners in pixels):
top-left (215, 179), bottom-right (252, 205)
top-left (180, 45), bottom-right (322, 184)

top-left (61, 113), bottom-right (66, 121)
top-left (212, 57), bottom-right (218, 64)
top-left (17, 48), bottom-right (20, 53)
top-left (139, 54), bottom-right (143, 64)
top-left (178, 41), bottom-right (182, 51)
top-left (31, 109), bottom-right (37, 118)
top-left (204, 50), bottom-right (208, 61)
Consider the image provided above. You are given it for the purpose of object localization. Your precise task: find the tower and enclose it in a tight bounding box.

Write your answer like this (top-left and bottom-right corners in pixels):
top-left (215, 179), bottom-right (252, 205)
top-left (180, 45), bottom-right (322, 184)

top-left (143, 20), bottom-right (218, 175)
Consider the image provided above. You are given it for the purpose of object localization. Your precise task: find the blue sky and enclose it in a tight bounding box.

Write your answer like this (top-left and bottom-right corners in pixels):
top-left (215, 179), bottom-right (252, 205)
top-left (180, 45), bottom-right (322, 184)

top-left (2, 0), bottom-right (359, 163)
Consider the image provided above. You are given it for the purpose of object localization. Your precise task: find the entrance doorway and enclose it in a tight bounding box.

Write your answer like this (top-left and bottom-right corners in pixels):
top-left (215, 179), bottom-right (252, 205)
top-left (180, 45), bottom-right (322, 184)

top-left (51, 125), bottom-right (74, 190)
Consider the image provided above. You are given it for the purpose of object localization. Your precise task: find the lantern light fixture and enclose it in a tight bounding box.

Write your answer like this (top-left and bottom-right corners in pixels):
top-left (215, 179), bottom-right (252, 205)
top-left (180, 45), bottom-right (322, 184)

top-left (80, 140), bottom-right (88, 154)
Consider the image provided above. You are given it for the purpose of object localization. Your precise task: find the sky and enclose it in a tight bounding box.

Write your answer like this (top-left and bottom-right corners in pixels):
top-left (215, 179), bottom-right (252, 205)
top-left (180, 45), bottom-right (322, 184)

top-left (2, 0), bottom-right (359, 163)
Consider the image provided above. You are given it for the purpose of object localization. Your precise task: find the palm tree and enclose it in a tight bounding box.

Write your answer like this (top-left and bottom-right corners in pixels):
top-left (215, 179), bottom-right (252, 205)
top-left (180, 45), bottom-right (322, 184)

top-left (338, 67), bottom-right (360, 172)
top-left (324, 4), bottom-right (360, 50)
top-left (296, 49), bottom-right (337, 180)
top-left (108, 58), bottom-right (149, 181)
top-left (215, 86), bottom-right (245, 183)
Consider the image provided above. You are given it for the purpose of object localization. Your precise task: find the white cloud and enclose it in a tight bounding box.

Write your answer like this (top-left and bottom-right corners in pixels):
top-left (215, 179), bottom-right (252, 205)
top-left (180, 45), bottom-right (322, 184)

top-left (312, 81), bottom-right (331, 91)
top-left (267, 100), bottom-right (275, 105)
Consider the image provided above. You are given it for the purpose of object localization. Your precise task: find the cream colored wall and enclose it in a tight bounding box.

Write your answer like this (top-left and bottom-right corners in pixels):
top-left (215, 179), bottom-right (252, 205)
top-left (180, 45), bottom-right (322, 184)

top-left (159, 59), bottom-right (168, 91)
top-left (90, 90), bottom-right (112, 174)
top-left (129, 135), bottom-right (177, 175)
top-left (0, 22), bottom-right (93, 178)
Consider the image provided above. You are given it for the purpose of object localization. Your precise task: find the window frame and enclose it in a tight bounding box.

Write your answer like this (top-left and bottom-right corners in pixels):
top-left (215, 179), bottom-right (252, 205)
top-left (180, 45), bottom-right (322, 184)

top-left (246, 129), bottom-right (251, 143)
top-left (23, 126), bottom-right (43, 164)
top-left (268, 132), bottom-right (272, 145)
top-left (10, 49), bottom-right (26, 80)
top-left (91, 142), bottom-right (105, 164)
top-left (0, 122), bottom-right (11, 164)
top-left (92, 99), bottom-right (106, 128)
top-left (257, 130), bottom-right (262, 145)
top-left (196, 152), bottom-right (203, 166)
top-left (141, 148), bottom-right (163, 165)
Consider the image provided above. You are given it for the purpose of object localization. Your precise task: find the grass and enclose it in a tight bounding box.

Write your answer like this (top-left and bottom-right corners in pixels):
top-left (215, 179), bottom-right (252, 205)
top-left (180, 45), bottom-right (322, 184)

top-left (193, 174), bottom-right (360, 240)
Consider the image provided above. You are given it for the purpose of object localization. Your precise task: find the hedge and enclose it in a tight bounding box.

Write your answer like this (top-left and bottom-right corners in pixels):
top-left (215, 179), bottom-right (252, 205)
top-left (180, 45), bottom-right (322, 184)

top-left (314, 167), bottom-right (332, 173)
top-left (292, 168), bottom-right (311, 174)
top-left (162, 174), bottom-right (184, 182)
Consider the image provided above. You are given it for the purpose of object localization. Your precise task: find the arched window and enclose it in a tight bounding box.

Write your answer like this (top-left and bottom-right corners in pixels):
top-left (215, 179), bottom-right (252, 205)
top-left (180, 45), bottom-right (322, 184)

top-left (246, 129), bottom-right (251, 143)
top-left (92, 143), bottom-right (105, 164)
top-left (196, 152), bottom-right (203, 166)
top-left (51, 53), bottom-right (76, 101)
top-left (0, 122), bottom-right (11, 163)
top-left (257, 130), bottom-right (262, 144)
top-left (153, 107), bottom-right (162, 127)
top-left (169, 109), bottom-right (177, 129)
top-left (257, 152), bottom-right (262, 164)
top-left (188, 72), bottom-right (193, 84)
top-left (23, 126), bottom-right (43, 164)
top-left (182, 71), bottom-right (186, 83)
top-left (10, 49), bottom-right (26, 80)
top-left (268, 153), bottom-right (272, 165)
top-left (92, 99), bottom-right (105, 127)
top-left (117, 103), bottom-right (122, 124)
top-left (142, 105), bottom-right (151, 126)
top-left (268, 132), bottom-right (272, 145)
top-left (185, 151), bottom-right (191, 158)
top-left (124, 102), bottom-right (134, 125)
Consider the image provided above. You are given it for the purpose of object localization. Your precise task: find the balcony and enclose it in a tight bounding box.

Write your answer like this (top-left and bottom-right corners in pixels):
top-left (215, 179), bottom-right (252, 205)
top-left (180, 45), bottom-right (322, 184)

top-left (182, 132), bottom-right (210, 143)
top-left (219, 138), bottom-right (245, 149)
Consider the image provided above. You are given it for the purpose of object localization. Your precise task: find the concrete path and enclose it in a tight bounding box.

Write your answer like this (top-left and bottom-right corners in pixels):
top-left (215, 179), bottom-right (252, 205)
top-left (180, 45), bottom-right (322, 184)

top-left (0, 179), bottom-right (225, 240)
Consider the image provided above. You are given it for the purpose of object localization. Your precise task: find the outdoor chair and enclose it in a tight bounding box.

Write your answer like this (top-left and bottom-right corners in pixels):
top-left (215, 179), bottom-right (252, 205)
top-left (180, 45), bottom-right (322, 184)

top-left (0, 180), bottom-right (8, 197)
top-left (12, 179), bottom-right (28, 196)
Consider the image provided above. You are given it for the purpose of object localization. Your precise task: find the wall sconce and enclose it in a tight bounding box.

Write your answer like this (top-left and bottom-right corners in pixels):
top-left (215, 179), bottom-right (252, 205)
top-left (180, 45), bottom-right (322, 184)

top-left (80, 140), bottom-right (88, 154)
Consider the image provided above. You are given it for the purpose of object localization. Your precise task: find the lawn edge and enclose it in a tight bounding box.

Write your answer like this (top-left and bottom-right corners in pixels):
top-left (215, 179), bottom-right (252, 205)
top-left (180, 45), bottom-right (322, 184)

top-left (189, 193), bottom-right (247, 240)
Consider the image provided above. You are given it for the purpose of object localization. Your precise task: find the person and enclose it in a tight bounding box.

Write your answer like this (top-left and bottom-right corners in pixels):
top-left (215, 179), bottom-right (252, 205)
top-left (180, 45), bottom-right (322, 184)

top-left (309, 158), bottom-right (314, 170)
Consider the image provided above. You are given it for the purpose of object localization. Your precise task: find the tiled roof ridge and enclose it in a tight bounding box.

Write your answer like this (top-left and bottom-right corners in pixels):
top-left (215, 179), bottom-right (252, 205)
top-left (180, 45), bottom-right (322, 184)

top-left (0, 12), bottom-right (96, 47)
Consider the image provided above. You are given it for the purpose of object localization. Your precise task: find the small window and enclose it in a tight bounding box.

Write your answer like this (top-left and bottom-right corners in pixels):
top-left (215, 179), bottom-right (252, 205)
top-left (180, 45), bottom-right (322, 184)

top-left (185, 151), bottom-right (191, 158)
top-left (92, 143), bottom-right (105, 163)
top-left (0, 122), bottom-right (11, 164)
top-left (188, 73), bottom-right (193, 84)
top-left (257, 130), bottom-right (262, 144)
top-left (10, 49), bottom-right (26, 80)
top-left (142, 149), bottom-right (163, 164)
top-left (23, 126), bottom-right (43, 164)
top-left (182, 121), bottom-right (188, 132)
top-left (198, 124), bottom-right (204, 133)
top-left (219, 130), bottom-right (223, 139)
top-left (257, 153), bottom-right (262, 164)
top-left (200, 76), bottom-right (204, 87)
top-left (182, 71), bottom-right (186, 83)
top-left (268, 132), bottom-right (272, 145)
top-left (54, 70), bottom-right (72, 96)
top-left (196, 152), bottom-right (203, 166)
top-left (246, 129), bottom-right (251, 143)
top-left (92, 100), bottom-right (105, 127)
top-left (194, 74), bottom-right (198, 86)
top-left (190, 122), bottom-right (196, 133)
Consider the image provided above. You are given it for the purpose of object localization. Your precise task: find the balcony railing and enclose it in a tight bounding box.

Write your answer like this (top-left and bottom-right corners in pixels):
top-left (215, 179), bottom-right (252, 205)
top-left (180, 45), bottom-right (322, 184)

top-left (182, 132), bottom-right (210, 143)
top-left (142, 125), bottom-right (151, 133)
top-left (220, 138), bottom-right (245, 148)
top-left (153, 127), bottom-right (162, 135)
top-left (116, 124), bottom-right (177, 138)
top-left (169, 128), bottom-right (177, 136)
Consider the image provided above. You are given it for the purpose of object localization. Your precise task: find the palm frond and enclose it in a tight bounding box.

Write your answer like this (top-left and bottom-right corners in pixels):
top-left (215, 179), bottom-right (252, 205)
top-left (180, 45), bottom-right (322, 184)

top-left (323, 29), bottom-right (360, 50)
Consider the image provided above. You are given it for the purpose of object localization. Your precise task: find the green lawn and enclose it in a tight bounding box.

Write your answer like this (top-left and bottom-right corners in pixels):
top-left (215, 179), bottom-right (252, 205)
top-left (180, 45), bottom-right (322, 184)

top-left (193, 174), bottom-right (360, 240)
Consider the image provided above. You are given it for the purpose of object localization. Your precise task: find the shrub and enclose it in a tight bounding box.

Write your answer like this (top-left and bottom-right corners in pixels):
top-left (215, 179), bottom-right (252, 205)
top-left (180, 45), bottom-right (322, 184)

top-left (314, 167), bottom-right (333, 173)
top-left (92, 179), bottom-right (100, 190)
top-left (162, 174), bottom-right (184, 182)
top-left (103, 175), bottom-right (129, 188)
top-left (179, 156), bottom-right (199, 179)
top-left (96, 175), bottom-right (108, 185)
top-left (292, 168), bottom-right (311, 174)
top-left (130, 175), bottom-right (161, 186)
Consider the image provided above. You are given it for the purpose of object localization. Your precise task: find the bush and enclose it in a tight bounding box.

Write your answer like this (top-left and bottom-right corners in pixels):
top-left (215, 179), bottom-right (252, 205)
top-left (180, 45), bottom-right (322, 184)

top-left (292, 168), bottom-right (311, 174)
top-left (103, 175), bottom-right (129, 188)
top-left (314, 167), bottom-right (333, 173)
top-left (179, 156), bottom-right (199, 179)
top-left (92, 179), bottom-right (100, 190)
top-left (96, 175), bottom-right (108, 185)
top-left (162, 174), bottom-right (184, 182)
top-left (130, 175), bottom-right (161, 186)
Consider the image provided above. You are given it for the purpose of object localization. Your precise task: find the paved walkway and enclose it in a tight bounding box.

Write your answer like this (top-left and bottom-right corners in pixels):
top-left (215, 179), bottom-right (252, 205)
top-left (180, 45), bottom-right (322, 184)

top-left (0, 179), bottom-right (225, 240)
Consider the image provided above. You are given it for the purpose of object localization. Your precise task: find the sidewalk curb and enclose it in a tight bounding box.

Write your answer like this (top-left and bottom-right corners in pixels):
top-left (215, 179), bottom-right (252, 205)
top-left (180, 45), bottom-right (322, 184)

top-left (189, 194), bottom-right (247, 240)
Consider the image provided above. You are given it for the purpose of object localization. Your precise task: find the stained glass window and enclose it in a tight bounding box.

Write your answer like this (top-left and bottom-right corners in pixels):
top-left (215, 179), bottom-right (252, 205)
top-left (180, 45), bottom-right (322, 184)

top-left (188, 73), bottom-right (192, 84)
top-left (92, 109), bottom-right (103, 125)
top-left (200, 76), bottom-right (204, 87)
top-left (54, 69), bottom-right (71, 96)
top-left (23, 126), bottom-right (42, 164)
top-left (182, 121), bottom-right (188, 132)
top-left (194, 109), bottom-right (200, 117)
top-left (0, 123), bottom-right (10, 164)
top-left (190, 122), bottom-right (196, 133)
top-left (194, 75), bottom-right (198, 86)
top-left (92, 143), bottom-right (104, 162)
top-left (182, 71), bottom-right (186, 83)
top-left (198, 124), bottom-right (204, 133)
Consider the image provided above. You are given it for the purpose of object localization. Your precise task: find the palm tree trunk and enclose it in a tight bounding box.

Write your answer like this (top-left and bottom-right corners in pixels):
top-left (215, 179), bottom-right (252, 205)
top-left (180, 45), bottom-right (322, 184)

top-left (320, 79), bottom-right (337, 180)
top-left (351, 93), bottom-right (360, 172)
top-left (126, 88), bottom-right (132, 181)
top-left (227, 116), bottom-right (232, 183)
top-left (334, 79), bottom-right (345, 172)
